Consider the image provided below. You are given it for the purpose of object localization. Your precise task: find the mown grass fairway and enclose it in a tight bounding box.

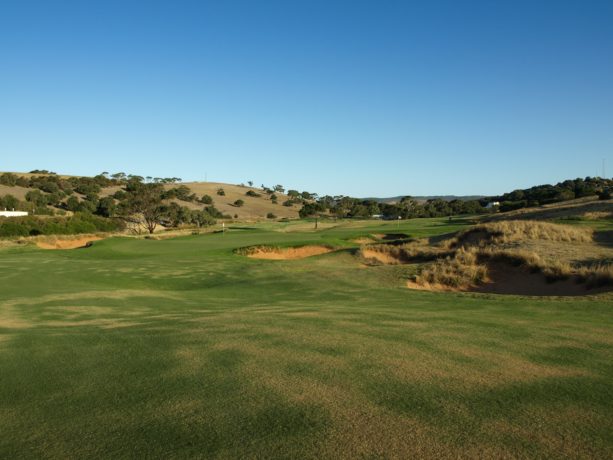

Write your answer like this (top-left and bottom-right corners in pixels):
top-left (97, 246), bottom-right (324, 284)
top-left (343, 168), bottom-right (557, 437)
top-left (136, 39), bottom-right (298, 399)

top-left (1, 218), bottom-right (612, 458)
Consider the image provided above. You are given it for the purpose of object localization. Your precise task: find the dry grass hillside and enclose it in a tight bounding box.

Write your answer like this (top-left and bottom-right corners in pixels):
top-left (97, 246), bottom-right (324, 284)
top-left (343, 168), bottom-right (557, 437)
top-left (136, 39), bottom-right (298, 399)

top-left (0, 184), bottom-right (31, 201)
top-left (98, 182), bottom-right (300, 220)
top-left (489, 196), bottom-right (612, 222)
top-left (1, 171), bottom-right (301, 220)
top-left (183, 182), bottom-right (299, 220)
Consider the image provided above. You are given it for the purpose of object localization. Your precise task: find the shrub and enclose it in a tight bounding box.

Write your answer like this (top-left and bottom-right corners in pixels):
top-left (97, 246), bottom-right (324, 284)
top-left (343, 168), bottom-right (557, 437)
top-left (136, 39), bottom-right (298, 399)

top-left (0, 213), bottom-right (125, 237)
top-left (266, 212), bottom-right (276, 219)
top-left (246, 190), bottom-right (260, 197)
top-left (217, 188), bottom-right (225, 196)
top-left (233, 199), bottom-right (244, 207)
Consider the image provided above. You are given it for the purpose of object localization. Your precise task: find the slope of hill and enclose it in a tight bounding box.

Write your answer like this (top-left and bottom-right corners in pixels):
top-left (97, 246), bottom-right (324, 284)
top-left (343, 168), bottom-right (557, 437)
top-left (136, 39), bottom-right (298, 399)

top-left (97, 182), bottom-right (300, 220)
top-left (0, 172), bottom-right (300, 220)
top-left (488, 196), bottom-right (612, 222)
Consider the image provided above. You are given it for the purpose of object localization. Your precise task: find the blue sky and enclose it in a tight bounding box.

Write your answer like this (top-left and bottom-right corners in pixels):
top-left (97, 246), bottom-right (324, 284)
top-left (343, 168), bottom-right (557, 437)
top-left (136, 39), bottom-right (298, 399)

top-left (1, 1), bottom-right (612, 197)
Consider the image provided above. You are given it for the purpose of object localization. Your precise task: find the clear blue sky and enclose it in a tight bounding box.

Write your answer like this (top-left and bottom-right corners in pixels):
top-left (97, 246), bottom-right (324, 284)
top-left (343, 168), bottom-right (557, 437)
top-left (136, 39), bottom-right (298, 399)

top-left (1, 1), bottom-right (612, 197)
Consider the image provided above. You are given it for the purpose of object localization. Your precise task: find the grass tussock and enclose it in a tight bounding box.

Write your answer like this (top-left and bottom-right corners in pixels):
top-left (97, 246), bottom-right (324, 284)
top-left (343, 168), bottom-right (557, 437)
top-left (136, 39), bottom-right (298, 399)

top-left (416, 248), bottom-right (488, 289)
top-left (408, 221), bottom-right (613, 291)
top-left (359, 240), bottom-right (450, 265)
top-left (449, 220), bottom-right (593, 249)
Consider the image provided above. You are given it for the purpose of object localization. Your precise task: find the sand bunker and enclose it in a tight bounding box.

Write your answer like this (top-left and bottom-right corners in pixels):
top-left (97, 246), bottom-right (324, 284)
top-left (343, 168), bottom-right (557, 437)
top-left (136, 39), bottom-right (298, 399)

top-left (407, 261), bottom-right (612, 297)
top-left (360, 248), bottom-right (405, 265)
top-left (244, 245), bottom-right (334, 260)
top-left (352, 237), bottom-right (377, 244)
top-left (36, 236), bottom-right (103, 250)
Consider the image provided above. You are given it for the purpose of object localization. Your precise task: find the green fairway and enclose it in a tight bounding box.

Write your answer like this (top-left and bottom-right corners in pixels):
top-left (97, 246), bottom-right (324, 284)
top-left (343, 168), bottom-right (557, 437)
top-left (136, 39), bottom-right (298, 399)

top-left (1, 218), bottom-right (612, 458)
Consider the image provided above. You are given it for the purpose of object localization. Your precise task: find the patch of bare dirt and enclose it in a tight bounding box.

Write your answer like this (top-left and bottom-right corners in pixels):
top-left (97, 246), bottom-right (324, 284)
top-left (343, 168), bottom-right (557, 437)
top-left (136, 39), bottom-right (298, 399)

top-left (36, 236), bottom-right (103, 250)
top-left (246, 245), bottom-right (334, 260)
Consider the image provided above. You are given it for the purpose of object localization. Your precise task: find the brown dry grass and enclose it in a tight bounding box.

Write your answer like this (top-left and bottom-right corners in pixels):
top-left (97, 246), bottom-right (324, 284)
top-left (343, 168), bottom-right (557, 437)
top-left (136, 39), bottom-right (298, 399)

top-left (380, 221), bottom-right (613, 294)
top-left (450, 220), bottom-right (593, 248)
top-left (490, 196), bottom-right (613, 222)
top-left (177, 182), bottom-right (299, 220)
top-left (100, 183), bottom-right (297, 222)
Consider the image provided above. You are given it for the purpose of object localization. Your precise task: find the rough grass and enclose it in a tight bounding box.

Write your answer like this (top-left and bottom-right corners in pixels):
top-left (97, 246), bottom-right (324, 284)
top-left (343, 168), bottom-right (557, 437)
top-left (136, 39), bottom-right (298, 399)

top-left (390, 221), bottom-right (613, 291)
top-left (451, 220), bottom-right (594, 248)
top-left (0, 218), bottom-right (612, 458)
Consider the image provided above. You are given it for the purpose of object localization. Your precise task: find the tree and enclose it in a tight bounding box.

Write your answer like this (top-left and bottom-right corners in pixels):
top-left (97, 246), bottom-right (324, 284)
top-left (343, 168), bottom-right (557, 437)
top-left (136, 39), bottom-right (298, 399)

top-left (274, 185), bottom-right (285, 193)
top-left (96, 196), bottom-right (117, 217)
top-left (217, 188), bottom-right (225, 196)
top-left (233, 199), bottom-right (244, 207)
top-left (248, 181), bottom-right (253, 187)
top-left (190, 210), bottom-right (216, 228)
top-left (121, 183), bottom-right (165, 234)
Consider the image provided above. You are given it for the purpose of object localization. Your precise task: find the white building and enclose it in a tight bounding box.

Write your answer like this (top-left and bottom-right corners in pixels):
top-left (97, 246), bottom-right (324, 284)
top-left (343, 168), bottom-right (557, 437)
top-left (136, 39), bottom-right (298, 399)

top-left (0, 210), bottom-right (28, 217)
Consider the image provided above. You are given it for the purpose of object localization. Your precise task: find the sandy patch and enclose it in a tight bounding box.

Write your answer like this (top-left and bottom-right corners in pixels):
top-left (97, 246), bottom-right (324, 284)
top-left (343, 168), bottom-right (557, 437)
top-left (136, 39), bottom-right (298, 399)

top-left (36, 236), bottom-right (103, 250)
top-left (245, 245), bottom-right (334, 260)
top-left (360, 248), bottom-right (404, 265)
top-left (352, 237), bottom-right (377, 244)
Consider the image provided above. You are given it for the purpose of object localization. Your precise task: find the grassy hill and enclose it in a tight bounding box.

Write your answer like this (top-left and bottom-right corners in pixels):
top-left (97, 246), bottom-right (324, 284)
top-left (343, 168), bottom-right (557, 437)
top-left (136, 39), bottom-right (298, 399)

top-left (489, 196), bottom-right (613, 223)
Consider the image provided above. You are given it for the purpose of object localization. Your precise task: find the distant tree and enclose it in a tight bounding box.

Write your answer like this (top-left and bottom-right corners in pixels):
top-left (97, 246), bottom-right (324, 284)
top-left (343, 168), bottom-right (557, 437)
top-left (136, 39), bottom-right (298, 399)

top-left (200, 194), bottom-right (213, 204)
top-left (273, 184), bottom-right (285, 193)
top-left (233, 199), bottom-right (244, 207)
top-left (246, 190), bottom-right (260, 197)
top-left (0, 194), bottom-right (20, 210)
top-left (217, 188), bottom-right (225, 196)
top-left (0, 173), bottom-right (18, 186)
top-left (65, 196), bottom-right (80, 212)
top-left (96, 196), bottom-right (117, 217)
top-left (190, 210), bottom-right (216, 228)
top-left (248, 181), bottom-right (253, 187)
top-left (266, 212), bottom-right (276, 219)
top-left (25, 190), bottom-right (48, 207)
top-left (120, 183), bottom-right (165, 234)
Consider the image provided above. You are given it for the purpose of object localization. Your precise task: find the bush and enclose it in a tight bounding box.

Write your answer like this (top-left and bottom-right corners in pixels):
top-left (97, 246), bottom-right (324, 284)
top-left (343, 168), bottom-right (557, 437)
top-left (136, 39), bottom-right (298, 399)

top-left (266, 212), bottom-right (276, 219)
top-left (200, 194), bottom-right (213, 204)
top-left (233, 199), bottom-right (244, 207)
top-left (0, 213), bottom-right (125, 237)
top-left (217, 188), bottom-right (225, 196)
top-left (246, 190), bottom-right (260, 197)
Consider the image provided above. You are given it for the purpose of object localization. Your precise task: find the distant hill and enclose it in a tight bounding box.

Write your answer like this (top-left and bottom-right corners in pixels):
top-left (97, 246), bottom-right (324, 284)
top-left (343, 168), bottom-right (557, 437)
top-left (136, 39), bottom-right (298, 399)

top-left (364, 195), bottom-right (485, 204)
top-left (0, 172), bottom-right (300, 221)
